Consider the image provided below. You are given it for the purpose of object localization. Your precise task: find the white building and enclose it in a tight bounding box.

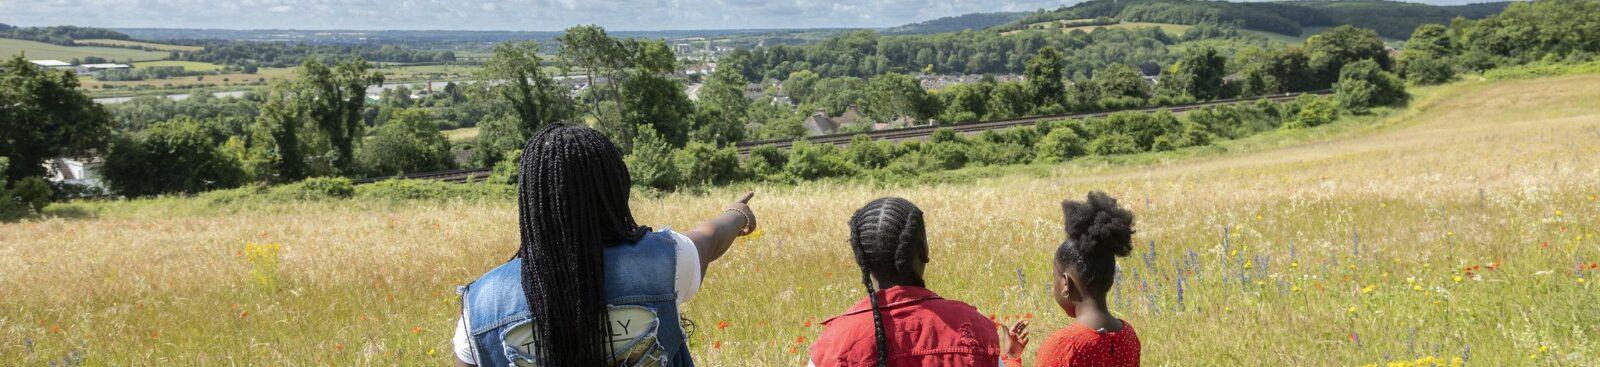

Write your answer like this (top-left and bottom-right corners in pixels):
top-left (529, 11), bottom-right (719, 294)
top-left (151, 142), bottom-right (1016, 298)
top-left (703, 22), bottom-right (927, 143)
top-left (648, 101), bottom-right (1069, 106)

top-left (76, 63), bottom-right (131, 76)
top-left (44, 157), bottom-right (105, 191)
top-left (29, 60), bottom-right (74, 70)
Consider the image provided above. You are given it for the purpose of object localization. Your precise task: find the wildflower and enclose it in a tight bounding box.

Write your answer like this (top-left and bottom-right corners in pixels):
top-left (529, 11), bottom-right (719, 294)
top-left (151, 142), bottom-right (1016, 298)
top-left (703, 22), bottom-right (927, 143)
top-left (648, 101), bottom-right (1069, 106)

top-left (1413, 285), bottom-right (1423, 291)
top-left (796, 335), bottom-right (807, 344)
top-left (1453, 276), bottom-right (1463, 283)
top-left (1291, 285), bottom-right (1301, 292)
top-left (427, 348), bottom-right (436, 357)
top-left (789, 346), bottom-right (798, 354)
top-left (335, 343), bottom-right (345, 351)
top-left (412, 326), bottom-right (422, 334)
top-left (1361, 285), bottom-right (1375, 295)
top-left (1347, 306), bottom-right (1357, 315)
top-left (1556, 210), bottom-right (1564, 217)
top-left (1025, 313), bottom-right (1034, 320)
top-left (804, 320), bottom-right (812, 328)
top-left (713, 340), bottom-right (722, 349)
top-left (717, 320), bottom-right (730, 330)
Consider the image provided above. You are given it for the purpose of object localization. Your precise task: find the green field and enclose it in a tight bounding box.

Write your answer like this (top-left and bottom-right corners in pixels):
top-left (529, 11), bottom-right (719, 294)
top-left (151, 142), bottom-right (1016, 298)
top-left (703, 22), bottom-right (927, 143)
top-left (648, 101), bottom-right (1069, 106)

top-left (0, 38), bottom-right (169, 62)
top-left (443, 127), bottom-right (480, 143)
top-left (132, 60), bottom-right (223, 71)
top-left (75, 39), bottom-right (203, 52)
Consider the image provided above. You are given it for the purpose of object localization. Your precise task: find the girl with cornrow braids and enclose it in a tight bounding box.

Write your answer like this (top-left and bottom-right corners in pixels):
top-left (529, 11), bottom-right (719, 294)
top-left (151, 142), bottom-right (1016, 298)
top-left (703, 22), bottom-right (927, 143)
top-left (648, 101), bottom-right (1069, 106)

top-left (809, 197), bottom-right (1004, 367)
top-left (452, 123), bottom-right (758, 367)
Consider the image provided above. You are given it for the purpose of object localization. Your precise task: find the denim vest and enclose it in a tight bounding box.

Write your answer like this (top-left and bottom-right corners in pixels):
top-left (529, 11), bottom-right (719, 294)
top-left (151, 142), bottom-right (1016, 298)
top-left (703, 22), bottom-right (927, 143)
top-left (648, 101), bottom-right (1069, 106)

top-left (460, 229), bottom-right (694, 367)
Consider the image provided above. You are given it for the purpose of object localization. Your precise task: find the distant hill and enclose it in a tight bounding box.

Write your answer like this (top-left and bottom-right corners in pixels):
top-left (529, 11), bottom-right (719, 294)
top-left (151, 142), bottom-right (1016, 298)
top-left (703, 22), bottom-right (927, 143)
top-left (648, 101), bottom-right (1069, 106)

top-left (1, 25), bottom-right (131, 46)
top-left (884, 12), bottom-right (1030, 35)
top-left (998, 0), bottom-right (1509, 39)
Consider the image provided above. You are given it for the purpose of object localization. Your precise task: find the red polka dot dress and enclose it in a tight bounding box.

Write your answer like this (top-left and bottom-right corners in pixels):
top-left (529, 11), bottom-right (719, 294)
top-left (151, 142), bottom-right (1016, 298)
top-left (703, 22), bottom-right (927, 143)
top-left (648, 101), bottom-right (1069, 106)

top-left (1004, 320), bottom-right (1140, 367)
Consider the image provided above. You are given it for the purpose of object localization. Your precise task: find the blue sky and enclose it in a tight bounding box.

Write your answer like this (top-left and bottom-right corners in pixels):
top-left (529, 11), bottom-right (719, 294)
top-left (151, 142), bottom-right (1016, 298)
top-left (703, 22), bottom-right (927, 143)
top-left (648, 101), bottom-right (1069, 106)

top-left (1, 0), bottom-right (1492, 31)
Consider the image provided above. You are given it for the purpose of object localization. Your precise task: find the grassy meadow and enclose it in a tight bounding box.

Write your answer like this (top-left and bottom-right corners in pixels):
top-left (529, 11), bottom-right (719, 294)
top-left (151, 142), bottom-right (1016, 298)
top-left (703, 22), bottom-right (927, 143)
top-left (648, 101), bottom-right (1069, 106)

top-left (1, 38), bottom-right (169, 62)
top-left (132, 60), bottom-right (225, 71)
top-left (4, 74), bottom-right (1600, 366)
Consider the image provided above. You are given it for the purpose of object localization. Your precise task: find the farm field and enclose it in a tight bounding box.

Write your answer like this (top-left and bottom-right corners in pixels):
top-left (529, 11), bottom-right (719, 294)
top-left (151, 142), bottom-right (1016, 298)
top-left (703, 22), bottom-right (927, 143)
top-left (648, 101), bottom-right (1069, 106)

top-left (0, 38), bottom-right (168, 62)
top-left (4, 74), bottom-right (1600, 365)
top-left (74, 39), bottom-right (203, 52)
top-left (443, 126), bottom-right (481, 143)
top-left (76, 67), bottom-right (295, 91)
top-left (132, 60), bottom-right (224, 71)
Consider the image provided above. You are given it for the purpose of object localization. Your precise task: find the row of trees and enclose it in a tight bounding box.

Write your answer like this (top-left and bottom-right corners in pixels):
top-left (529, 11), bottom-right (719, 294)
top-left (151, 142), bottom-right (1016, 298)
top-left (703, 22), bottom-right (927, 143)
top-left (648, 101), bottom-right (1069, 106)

top-left (0, 25), bottom-right (131, 45)
top-left (1006, 0), bottom-right (1508, 39)
top-left (627, 89), bottom-right (1370, 192)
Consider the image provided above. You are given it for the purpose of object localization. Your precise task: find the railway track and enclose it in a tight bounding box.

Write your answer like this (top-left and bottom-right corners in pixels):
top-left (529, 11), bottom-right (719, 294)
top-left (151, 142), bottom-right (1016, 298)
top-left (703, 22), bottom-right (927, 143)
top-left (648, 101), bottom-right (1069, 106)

top-left (355, 91), bottom-right (1329, 185)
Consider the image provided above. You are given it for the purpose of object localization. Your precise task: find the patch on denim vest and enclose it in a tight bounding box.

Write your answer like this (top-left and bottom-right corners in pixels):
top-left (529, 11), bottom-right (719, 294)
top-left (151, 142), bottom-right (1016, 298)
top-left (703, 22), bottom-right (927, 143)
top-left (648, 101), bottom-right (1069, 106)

top-left (502, 306), bottom-right (668, 367)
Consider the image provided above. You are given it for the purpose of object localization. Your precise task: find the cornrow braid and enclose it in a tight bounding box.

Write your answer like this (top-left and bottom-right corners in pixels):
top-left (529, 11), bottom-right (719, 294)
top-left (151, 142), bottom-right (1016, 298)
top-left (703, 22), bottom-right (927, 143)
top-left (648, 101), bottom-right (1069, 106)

top-left (515, 123), bottom-right (649, 367)
top-left (848, 197), bottom-right (930, 367)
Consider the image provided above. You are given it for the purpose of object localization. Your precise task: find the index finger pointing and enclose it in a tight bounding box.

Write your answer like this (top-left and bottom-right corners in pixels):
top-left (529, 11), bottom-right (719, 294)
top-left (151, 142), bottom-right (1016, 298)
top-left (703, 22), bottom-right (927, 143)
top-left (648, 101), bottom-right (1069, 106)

top-left (737, 192), bottom-right (755, 204)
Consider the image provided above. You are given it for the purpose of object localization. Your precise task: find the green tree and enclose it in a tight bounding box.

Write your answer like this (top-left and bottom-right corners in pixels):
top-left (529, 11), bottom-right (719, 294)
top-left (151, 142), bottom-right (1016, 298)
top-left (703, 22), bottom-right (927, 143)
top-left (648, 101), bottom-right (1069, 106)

top-left (1403, 24), bottom-right (1455, 60)
top-left (101, 117), bottom-right (246, 196)
top-left (1402, 54), bottom-right (1456, 85)
top-left (358, 108), bottom-right (456, 176)
top-left (1094, 64), bottom-right (1150, 109)
top-left (1306, 26), bottom-right (1393, 86)
top-left (1334, 59), bottom-right (1408, 114)
top-left (785, 70), bottom-right (821, 102)
top-left (248, 82), bottom-right (309, 182)
top-left (939, 80), bottom-right (992, 123)
top-left (622, 74), bottom-right (696, 149)
top-left (300, 58), bottom-right (383, 175)
top-left (865, 72), bottom-right (935, 122)
top-left (0, 56), bottom-right (114, 182)
top-left (1024, 47), bottom-right (1066, 109)
top-left (558, 25), bottom-right (629, 129)
top-left (478, 41), bottom-right (572, 157)
top-left (845, 134), bottom-right (892, 169)
top-left (1166, 46), bottom-right (1228, 100)
top-left (625, 125), bottom-right (681, 191)
top-left (986, 81), bottom-right (1034, 119)
top-left (695, 58), bottom-right (752, 145)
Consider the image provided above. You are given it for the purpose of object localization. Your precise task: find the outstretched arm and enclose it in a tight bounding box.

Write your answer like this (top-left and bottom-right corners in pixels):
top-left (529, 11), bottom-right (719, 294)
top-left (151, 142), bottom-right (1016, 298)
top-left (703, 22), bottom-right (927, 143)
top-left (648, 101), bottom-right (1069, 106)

top-left (684, 192), bottom-right (757, 278)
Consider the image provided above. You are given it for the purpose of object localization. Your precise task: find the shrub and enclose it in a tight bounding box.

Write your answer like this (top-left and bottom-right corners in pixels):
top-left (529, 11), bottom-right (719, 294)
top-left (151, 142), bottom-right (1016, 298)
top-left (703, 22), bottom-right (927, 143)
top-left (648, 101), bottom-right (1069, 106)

top-left (1036, 128), bottom-right (1087, 163)
top-left (626, 126), bottom-right (681, 191)
top-left (845, 134), bottom-right (892, 170)
top-left (100, 117), bottom-right (246, 197)
top-left (264, 177), bottom-right (355, 201)
top-left (925, 141), bottom-right (971, 170)
top-left (969, 139), bottom-right (1032, 166)
top-left (742, 144), bottom-right (789, 182)
top-left (488, 149), bottom-right (521, 185)
top-left (1089, 133), bottom-right (1140, 156)
top-left (1334, 59), bottom-right (1408, 114)
top-left (355, 179), bottom-right (513, 201)
top-left (673, 142), bottom-right (742, 186)
top-left (9, 177), bottom-right (52, 214)
top-left (1283, 95), bottom-right (1339, 129)
top-left (1403, 55), bottom-right (1456, 86)
top-left (784, 140), bottom-right (854, 180)
top-left (358, 108), bottom-right (456, 176)
top-left (887, 150), bottom-right (940, 177)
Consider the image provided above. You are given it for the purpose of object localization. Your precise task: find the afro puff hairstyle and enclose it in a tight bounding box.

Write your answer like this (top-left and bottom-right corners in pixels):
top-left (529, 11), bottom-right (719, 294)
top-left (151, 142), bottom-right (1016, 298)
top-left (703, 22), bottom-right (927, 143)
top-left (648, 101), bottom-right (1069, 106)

top-left (1054, 191), bottom-right (1136, 294)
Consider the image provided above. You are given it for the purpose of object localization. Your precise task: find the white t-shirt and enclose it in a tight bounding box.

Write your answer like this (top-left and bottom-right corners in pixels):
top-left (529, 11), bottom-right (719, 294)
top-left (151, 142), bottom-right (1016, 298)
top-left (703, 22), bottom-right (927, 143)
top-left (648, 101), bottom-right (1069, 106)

top-left (453, 230), bottom-right (702, 364)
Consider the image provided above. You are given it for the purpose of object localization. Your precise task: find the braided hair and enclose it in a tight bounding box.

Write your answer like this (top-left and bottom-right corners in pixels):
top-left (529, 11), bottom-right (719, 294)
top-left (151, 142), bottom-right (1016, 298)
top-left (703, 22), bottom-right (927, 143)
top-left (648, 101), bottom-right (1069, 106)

top-left (1055, 191), bottom-right (1135, 296)
top-left (847, 197), bottom-right (930, 367)
top-left (515, 123), bottom-right (650, 366)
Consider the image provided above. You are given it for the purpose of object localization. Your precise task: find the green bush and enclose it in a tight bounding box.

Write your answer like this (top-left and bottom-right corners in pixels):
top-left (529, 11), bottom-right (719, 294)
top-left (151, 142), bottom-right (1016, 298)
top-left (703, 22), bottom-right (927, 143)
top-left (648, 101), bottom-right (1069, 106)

top-left (266, 177), bottom-right (355, 201)
top-left (845, 135), bottom-right (893, 170)
top-left (1334, 59), bottom-right (1408, 114)
top-left (100, 117), bottom-right (246, 197)
top-left (355, 179), bottom-right (513, 201)
top-left (358, 108), bottom-right (456, 176)
top-left (673, 142), bottom-right (742, 186)
top-left (784, 140), bottom-right (854, 180)
top-left (488, 149), bottom-right (522, 185)
top-left (1403, 55), bottom-right (1457, 86)
top-left (1036, 127), bottom-right (1087, 163)
top-left (1089, 133), bottom-right (1140, 156)
top-left (9, 177), bottom-right (52, 214)
top-left (887, 150), bottom-right (940, 177)
top-left (1283, 95), bottom-right (1339, 129)
top-left (626, 126), bottom-right (681, 191)
top-left (742, 144), bottom-right (789, 182)
top-left (925, 141), bottom-right (971, 170)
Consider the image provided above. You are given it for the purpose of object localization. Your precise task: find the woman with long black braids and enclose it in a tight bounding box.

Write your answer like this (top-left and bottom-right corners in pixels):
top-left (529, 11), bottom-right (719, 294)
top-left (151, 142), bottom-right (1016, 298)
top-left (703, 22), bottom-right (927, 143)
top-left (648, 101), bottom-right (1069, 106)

top-left (451, 123), bottom-right (757, 367)
top-left (808, 197), bottom-right (1003, 367)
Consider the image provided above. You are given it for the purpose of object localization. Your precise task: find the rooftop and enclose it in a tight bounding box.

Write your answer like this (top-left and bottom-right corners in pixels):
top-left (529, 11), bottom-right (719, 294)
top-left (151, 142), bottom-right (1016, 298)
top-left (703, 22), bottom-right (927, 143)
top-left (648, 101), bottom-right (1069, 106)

top-left (30, 60), bottom-right (72, 67)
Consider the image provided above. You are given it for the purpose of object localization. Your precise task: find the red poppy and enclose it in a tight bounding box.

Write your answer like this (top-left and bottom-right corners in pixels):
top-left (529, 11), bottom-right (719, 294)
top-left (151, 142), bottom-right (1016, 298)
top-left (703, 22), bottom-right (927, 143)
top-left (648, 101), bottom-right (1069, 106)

top-left (789, 346), bottom-right (799, 354)
top-left (717, 321), bottom-right (730, 330)
top-left (713, 340), bottom-right (722, 349)
top-left (796, 335), bottom-right (807, 344)
top-left (989, 314), bottom-right (997, 323)
top-left (804, 320), bottom-right (812, 328)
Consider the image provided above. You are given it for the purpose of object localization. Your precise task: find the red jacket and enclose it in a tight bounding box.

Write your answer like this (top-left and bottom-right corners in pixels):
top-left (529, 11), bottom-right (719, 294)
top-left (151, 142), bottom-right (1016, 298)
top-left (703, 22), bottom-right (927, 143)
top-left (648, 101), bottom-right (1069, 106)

top-left (809, 286), bottom-right (1002, 367)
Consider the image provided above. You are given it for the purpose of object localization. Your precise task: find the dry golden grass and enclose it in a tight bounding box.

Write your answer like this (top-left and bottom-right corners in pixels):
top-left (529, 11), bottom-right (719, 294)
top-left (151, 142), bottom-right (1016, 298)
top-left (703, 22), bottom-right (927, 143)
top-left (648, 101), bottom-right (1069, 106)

top-left (3, 75), bottom-right (1599, 365)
